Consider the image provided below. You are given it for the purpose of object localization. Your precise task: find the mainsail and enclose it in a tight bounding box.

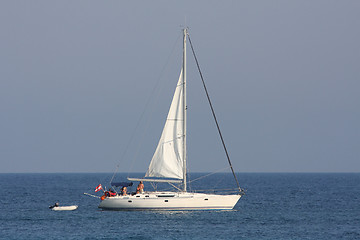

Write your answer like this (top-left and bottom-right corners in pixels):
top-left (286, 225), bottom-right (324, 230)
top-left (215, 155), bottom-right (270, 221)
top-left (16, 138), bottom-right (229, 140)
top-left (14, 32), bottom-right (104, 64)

top-left (145, 70), bottom-right (185, 180)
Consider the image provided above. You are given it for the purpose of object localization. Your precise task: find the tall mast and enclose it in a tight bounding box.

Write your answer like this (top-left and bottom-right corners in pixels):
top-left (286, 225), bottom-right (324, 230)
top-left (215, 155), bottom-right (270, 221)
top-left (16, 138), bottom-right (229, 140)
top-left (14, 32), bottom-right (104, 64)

top-left (183, 28), bottom-right (187, 192)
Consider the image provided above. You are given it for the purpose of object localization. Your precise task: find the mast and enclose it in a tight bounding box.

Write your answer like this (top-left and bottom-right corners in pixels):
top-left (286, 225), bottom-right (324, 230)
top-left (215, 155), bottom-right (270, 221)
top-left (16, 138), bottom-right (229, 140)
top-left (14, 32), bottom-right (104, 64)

top-left (183, 28), bottom-right (187, 192)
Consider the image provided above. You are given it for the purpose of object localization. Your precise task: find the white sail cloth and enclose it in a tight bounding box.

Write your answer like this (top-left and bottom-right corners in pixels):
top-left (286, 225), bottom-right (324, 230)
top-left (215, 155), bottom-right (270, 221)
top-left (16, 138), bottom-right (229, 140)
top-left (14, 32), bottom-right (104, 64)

top-left (145, 70), bottom-right (185, 179)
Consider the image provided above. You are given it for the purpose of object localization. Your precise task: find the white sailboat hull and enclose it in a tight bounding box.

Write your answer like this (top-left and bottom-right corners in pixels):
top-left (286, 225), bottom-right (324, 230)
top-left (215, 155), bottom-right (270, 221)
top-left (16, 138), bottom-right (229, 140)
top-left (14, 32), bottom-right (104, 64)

top-left (98, 192), bottom-right (241, 210)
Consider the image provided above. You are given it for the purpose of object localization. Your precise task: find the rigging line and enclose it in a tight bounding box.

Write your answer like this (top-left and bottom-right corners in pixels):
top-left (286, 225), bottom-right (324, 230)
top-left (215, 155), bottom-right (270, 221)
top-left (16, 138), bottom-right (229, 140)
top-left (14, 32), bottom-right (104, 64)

top-left (110, 32), bottom-right (182, 184)
top-left (187, 166), bottom-right (230, 184)
top-left (110, 120), bottom-right (139, 184)
top-left (169, 182), bottom-right (182, 192)
top-left (127, 32), bottom-right (183, 177)
top-left (212, 171), bottom-right (227, 190)
top-left (187, 33), bottom-right (242, 193)
top-left (187, 167), bottom-right (192, 192)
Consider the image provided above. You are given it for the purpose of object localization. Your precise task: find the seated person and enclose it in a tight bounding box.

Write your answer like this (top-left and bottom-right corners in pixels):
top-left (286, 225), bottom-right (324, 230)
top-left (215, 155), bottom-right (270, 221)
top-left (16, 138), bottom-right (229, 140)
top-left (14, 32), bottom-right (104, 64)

top-left (108, 188), bottom-right (116, 197)
top-left (49, 202), bottom-right (59, 209)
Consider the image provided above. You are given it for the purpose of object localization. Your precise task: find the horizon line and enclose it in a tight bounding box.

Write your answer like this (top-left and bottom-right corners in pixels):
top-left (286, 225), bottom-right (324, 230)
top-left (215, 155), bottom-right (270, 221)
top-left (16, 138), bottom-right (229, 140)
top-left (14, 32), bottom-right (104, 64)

top-left (1, 171), bottom-right (359, 174)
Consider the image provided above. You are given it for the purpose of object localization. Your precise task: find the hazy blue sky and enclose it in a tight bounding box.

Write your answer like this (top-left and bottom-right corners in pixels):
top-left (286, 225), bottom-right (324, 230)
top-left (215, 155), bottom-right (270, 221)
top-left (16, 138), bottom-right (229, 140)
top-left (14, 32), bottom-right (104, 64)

top-left (1, 1), bottom-right (359, 173)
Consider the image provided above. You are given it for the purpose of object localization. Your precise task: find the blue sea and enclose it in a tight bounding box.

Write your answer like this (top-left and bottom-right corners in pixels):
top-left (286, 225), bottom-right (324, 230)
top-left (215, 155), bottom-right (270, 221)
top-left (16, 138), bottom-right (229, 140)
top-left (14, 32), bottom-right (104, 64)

top-left (0, 173), bottom-right (359, 239)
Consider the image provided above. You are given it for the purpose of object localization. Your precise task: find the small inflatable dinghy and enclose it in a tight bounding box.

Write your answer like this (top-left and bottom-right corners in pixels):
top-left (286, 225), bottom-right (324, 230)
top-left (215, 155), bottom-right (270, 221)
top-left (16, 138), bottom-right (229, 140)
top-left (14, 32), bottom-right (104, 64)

top-left (49, 203), bottom-right (78, 211)
top-left (51, 205), bottom-right (78, 211)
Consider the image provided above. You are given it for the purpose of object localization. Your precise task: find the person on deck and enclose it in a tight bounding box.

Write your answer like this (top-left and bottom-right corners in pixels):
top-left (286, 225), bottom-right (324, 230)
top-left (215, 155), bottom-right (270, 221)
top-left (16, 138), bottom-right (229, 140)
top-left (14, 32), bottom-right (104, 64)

top-left (108, 189), bottom-right (116, 197)
top-left (49, 202), bottom-right (59, 209)
top-left (137, 181), bottom-right (144, 194)
top-left (121, 186), bottom-right (127, 196)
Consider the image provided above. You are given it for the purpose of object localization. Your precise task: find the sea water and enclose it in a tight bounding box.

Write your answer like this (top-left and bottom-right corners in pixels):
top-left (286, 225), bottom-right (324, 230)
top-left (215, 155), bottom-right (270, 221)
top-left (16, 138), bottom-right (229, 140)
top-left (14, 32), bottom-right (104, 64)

top-left (0, 173), bottom-right (359, 239)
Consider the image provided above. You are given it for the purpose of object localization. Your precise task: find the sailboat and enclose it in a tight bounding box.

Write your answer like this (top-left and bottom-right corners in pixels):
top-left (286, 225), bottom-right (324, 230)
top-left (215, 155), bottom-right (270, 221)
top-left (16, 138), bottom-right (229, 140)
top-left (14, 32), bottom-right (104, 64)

top-left (98, 28), bottom-right (243, 210)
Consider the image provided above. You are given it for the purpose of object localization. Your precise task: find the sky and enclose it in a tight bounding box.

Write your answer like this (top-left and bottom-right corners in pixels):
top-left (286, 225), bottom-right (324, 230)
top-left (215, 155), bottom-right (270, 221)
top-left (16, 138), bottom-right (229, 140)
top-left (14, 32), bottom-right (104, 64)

top-left (1, 1), bottom-right (359, 173)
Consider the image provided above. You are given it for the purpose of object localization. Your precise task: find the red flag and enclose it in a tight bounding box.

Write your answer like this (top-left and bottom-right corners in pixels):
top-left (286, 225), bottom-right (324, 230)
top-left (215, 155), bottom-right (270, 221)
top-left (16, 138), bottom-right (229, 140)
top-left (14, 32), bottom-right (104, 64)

top-left (95, 184), bottom-right (103, 192)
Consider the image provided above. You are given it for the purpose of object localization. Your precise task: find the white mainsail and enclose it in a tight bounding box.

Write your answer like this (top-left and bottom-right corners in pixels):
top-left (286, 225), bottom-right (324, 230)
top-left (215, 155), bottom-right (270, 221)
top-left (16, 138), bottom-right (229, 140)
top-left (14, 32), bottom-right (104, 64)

top-left (145, 70), bottom-right (185, 180)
